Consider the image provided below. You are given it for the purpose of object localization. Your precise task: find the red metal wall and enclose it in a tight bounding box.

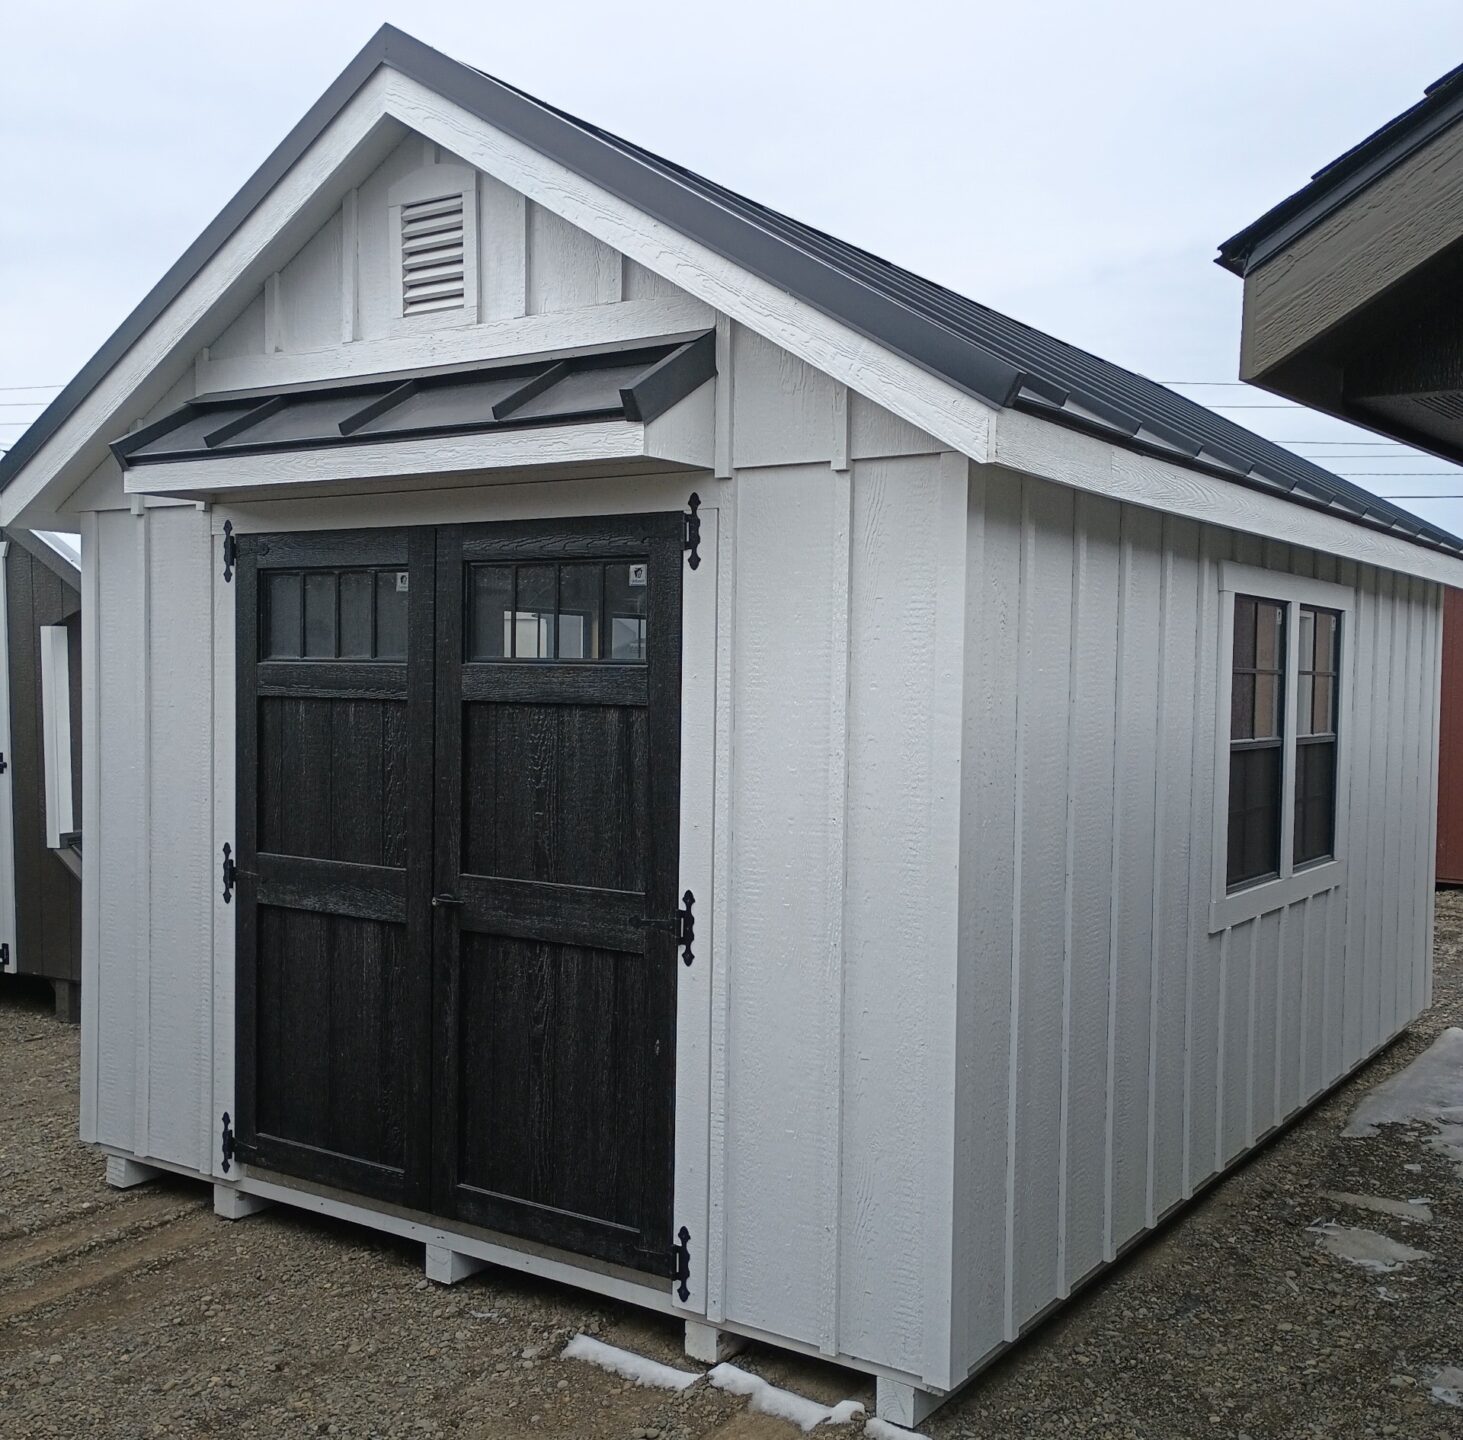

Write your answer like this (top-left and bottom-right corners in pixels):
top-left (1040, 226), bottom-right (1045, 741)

top-left (1437, 588), bottom-right (1463, 884)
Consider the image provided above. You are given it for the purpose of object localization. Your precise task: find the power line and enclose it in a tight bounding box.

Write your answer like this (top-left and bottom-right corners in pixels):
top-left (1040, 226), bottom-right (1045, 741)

top-left (0, 384), bottom-right (61, 393)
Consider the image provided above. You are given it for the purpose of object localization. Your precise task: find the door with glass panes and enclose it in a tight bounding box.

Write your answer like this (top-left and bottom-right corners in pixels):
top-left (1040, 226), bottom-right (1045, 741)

top-left (234, 515), bottom-right (683, 1273)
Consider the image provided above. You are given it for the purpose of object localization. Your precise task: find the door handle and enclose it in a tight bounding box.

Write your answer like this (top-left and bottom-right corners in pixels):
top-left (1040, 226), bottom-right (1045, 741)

top-left (431, 893), bottom-right (463, 908)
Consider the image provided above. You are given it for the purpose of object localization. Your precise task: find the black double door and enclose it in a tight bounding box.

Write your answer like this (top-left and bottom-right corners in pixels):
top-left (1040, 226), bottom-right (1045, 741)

top-left (233, 514), bottom-right (683, 1275)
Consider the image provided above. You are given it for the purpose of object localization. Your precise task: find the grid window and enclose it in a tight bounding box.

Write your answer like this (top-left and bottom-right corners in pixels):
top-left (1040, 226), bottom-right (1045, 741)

top-left (1227, 595), bottom-right (1287, 888)
top-left (467, 561), bottom-right (648, 662)
top-left (262, 568), bottom-right (409, 661)
top-left (1294, 605), bottom-right (1340, 867)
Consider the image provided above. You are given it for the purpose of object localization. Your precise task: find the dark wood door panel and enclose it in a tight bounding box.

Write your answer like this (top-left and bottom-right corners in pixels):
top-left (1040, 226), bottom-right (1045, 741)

top-left (451, 932), bottom-right (658, 1257)
top-left (236, 527), bottom-right (435, 1212)
top-left (238, 514), bottom-right (683, 1270)
top-left (460, 700), bottom-right (651, 891)
top-left (433, 514), bottom-right (683, 1273)
top-left (253, 907), bottom-right (414, 1192)
top-left (457, 874), bottom-right (647, 952)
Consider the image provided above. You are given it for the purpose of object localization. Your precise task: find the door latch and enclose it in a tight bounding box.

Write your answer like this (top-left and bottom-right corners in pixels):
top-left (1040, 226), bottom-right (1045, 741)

top-left (431, 893), bottom-right (463, 909)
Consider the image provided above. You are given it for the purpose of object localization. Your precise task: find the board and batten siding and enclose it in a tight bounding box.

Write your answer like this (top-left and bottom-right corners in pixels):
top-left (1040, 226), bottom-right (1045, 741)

top-left (80, 502), bottom-right (216, 1173)
top-left (950, 464), bottom-right (1441, 1384)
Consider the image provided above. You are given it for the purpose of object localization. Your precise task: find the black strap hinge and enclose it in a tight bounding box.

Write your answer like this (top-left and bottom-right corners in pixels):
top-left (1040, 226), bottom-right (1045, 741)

top-left (222, 521), bottom-right (237, 583)
top-left (0, 750), bottom-right (8, 775)
top-left (677, 890), bottom-right (695, 967)
top-left (683, 493), bottom-right (701, 570)
top-left (221, 1112), bottom-right (236, 1173)
top-left (0, 941), bottom-right (9, 972)
top-left (221, 843), bottom-right (237, 904)
top-left (672, 1226), bottom-right (691, 1302)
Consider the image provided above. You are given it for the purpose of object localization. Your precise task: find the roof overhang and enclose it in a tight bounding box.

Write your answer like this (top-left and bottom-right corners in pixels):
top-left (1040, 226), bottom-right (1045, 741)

top-left (1216, 63), bottom-right (1463, 471)
top-left (114, 335), bottom-right (714, 501)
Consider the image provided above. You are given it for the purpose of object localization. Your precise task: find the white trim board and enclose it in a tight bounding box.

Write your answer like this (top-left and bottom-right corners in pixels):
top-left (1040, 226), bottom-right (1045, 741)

top-left (122, 415), bottom-right (710, 502)
top-left (989, 409), bottom-right (1463, 588)
top-left (38, 624), bottom-right (75, 848)
top-left (0, 544), bottom-right (16, 973)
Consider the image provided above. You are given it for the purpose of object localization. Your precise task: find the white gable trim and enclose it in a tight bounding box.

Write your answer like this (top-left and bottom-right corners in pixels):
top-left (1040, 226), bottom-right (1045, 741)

top-left (375, 72), bottom-right (998, 470)
top-left (0, 73), bottom-right (404, 529)
top-left (6, 57), bottom-right (1458, 589)
top-left (990, 404), bottom-right (1463, 587)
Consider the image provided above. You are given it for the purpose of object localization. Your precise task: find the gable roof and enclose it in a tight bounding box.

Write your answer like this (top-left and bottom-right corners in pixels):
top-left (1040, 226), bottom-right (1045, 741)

top-left (5, 25), bottom-right (1460, 559)
top-left (1217, 62), bottom-right (1463, 279)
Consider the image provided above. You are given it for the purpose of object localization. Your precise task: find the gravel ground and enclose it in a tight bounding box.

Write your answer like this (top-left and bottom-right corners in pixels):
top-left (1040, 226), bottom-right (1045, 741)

top-left (2, 901), bottom-right (1462, 1440)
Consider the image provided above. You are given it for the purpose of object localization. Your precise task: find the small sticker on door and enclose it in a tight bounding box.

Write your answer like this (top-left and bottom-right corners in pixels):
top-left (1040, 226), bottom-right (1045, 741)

top-left (628, 563), bottom-right (647, 587)
top-left (395, 572), bottom-right (409, 593)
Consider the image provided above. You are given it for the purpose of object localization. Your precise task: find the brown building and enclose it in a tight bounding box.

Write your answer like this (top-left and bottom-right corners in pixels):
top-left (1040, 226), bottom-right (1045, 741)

top-left (1220, 63), bottom-right (1463, 884)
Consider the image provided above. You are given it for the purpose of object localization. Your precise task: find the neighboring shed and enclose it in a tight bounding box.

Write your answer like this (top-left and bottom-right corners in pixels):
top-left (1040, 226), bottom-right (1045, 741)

top-left (1218, 62), bottom-right (1463, 889)
top-left (2, 27), bottom-right (1457, 1424)
top-left (0, 529), bottom-right (82, 1018)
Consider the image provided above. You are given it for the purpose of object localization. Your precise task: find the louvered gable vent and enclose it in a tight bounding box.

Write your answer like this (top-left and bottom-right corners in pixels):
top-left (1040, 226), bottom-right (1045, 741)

top-left (400, 192), bottom-right (466, 315)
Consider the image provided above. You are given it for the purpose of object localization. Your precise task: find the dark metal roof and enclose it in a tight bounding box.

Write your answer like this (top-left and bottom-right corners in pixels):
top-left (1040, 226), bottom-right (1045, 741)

top-left (1218, 63), bottom-right (1463, 279)
top-left (111, 336), bottom-right (713, 468)
top-left (6, 25), bottom-right (1460, 558)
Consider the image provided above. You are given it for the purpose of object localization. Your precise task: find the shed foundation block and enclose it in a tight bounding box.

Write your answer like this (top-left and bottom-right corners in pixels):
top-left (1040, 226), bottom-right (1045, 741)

top-left (52, 979), bottom-right (79, 1024)
top-left (683, 1320), bottom-right (746, 1364)
top-left (876, 1377), bottom-right (943, 1428)
top-left (105, 1155), bottom-right (162, 1190)
top-left (425, 1244), bottom-right (487, 1285)
top-left (213, 1184), bottom-right (272, 1220)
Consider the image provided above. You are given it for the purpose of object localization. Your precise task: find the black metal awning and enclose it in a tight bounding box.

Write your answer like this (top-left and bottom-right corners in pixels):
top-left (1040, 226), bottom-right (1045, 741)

top-left (112, 332), bottom-right (714, 468)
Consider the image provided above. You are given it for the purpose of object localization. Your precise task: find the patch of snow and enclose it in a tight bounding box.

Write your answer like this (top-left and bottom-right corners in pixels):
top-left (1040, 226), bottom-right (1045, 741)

top-left (1307, 1223), bottom-right (1431, 1272)
top-left (1430, 1366), bottom-right (1463, 1408)
top-left (707, 1363), bottom-right (865, 1430)
top-left (1345, 1028), bottom-right (1463, 1177)
top-left (560, 1335), bottom-right (700, 1391)
top-left (865, 1420), bottom-right (929, 1440)
top-left (1321, 1191), bottom-right (1433, 1223)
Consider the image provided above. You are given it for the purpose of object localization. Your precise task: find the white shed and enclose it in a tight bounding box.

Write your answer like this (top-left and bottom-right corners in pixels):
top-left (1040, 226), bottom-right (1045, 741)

top-left (4, 27), bottom-right (1458, 1425)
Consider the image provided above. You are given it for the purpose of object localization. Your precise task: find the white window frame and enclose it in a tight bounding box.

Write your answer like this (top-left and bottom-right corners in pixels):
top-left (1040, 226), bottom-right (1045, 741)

top-left (39, 623), bottom-right (74, 850)
top-left (1210, 562), bottom-right (1354, 932)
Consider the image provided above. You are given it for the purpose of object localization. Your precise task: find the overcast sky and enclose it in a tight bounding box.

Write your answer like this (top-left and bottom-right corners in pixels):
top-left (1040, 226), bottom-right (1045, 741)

top-left (5, 2), bottom-right (1463, 529)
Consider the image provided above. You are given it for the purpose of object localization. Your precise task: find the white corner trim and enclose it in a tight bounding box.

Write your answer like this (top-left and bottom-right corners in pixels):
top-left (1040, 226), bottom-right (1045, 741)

top-left (991, 407), bottom-right (1463, 588)
top-left (39, 623), bottom-right (75, 848)
top-left (0, 543), bottom-right (15, 973)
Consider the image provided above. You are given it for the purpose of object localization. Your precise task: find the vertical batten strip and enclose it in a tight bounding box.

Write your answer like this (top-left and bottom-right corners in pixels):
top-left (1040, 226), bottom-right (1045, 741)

top-left (340, 189), bottom-right (359, 344)
top-left (1144, 526), bottom-right (1172, 1227)
top-left (1425, 584), bottom-right (1444, 1012)
top-left (78, 515), bottom-right (102, 1143)
top-left (1055, 496), bottom-right (1084, 1293)
top-left (818, 462), bottom-right (853, 1359)
top-left (1182, 528), bottom-right (1218, 1195)
top-left (923, 451), bottom-right (969, 1389)
top-left (705, 473), bottom-right (736, 1323)
top-left (1001, 478), bottom-right (1031, 1338)
top-left (1101, 508), bottom-right (1129, 1260)
top-left (132, 509), bottom-right (153, 1159)
top-left (714, 317), bottom-right (734, 481)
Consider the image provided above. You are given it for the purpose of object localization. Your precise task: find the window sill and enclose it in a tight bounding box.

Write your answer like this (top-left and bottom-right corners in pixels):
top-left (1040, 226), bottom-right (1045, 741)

top-left (1208, 857), bottom-right (1345, 933)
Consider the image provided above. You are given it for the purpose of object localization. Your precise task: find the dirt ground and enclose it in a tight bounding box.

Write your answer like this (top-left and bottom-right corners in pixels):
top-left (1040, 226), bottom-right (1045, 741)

top-left (3, 905), bottom-right (1463, 1440)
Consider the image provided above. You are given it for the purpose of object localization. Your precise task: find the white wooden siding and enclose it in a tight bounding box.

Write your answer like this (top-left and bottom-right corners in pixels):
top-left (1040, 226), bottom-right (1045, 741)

top-left (951, 467), bottom-right (1442, 1383)
top-left (85, 505), bottom-right (215, 1171)
top-left (202, 132), bottom-right (695, 380)
top-left (77, 279), bottom-right (1443, 1402)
